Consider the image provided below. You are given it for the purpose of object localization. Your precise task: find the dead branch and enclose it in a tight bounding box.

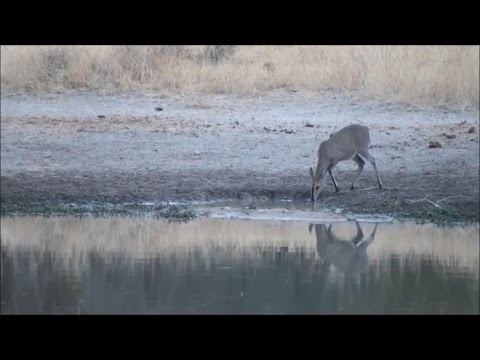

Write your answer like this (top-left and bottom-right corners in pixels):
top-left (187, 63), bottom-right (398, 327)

top-left (436, 195), bottom-right (469, 204)
top-left (405, 195), bottom-right (442, 208)
top-left (405, 195), bottom-right (431, 203)
top-left (425, 199), bottom-right (442, 208)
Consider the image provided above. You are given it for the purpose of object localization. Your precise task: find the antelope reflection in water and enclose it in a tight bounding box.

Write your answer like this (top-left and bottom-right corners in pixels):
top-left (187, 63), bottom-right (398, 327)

top-left (309, 221), bottom-right (377, 274)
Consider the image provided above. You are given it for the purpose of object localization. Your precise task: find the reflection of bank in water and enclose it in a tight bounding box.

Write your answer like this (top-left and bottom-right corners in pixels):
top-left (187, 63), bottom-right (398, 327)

top-left (309, 221), bottom-right (377, 275)
top-left (1, 216), bottom-right (478, 314)
top-left (1, 217), bottom-right (478, 272)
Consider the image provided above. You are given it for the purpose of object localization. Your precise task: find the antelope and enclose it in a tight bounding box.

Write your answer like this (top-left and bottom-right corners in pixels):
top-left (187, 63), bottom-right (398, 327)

top-left (309, 124), bottom-right (383, 202)
top-left (308, 221), bottom-right (378, 275)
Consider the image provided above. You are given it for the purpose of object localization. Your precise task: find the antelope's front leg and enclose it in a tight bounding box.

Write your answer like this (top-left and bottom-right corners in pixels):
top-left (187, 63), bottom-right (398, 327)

top-left (328, 165), bottom-right (340, 193)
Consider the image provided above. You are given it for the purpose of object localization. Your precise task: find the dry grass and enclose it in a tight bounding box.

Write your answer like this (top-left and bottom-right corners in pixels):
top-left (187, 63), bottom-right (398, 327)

top-left (1, 45), bottom-right (479, 109)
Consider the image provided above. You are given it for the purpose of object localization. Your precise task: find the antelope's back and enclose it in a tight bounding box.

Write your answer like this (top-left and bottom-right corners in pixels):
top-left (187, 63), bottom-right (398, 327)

top-left (342, 124), bottom-right (371, 149)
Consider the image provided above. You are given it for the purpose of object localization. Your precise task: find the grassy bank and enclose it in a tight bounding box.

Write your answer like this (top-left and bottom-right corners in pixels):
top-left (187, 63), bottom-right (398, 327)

top-left (1, 199), bottom-right (478, 226)
top-left (1, 45), bottom-right (479, 109)
top-left (0, 200), bottom-right (196, 222)
top-left (341, 200), bottom-right (479, 226)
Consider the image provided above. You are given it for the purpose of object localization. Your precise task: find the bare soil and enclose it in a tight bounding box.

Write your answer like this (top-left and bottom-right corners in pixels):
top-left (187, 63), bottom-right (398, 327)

top-left (1, 89), bottom-right (479, 223)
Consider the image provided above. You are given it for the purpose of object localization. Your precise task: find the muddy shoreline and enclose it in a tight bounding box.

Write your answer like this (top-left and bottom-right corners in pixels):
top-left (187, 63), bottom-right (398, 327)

top-left (1, 90), bottom-right (479, 225)
top-left (1, 170), bottom-right (479, 225)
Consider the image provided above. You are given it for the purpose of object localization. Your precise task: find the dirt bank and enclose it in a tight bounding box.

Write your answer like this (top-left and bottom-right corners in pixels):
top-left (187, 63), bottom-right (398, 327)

top-left (1, 90), bottom-right (479, 223)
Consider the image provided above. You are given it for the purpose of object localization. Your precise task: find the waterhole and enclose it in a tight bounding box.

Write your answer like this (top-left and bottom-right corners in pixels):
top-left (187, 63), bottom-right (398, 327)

top-left (1, 216), bottom-right (478, 314)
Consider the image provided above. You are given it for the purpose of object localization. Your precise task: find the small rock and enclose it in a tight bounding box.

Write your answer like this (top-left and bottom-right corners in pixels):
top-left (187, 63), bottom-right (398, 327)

top-left (97, 115), bottom-right (105, 119)
top-left (233, 120), bottom-right (239, 125)
top-left (428, 141), bottom-right (442, 148)
top-left (305, 122), bottom-right (314, 128)
top-left (386, 132), bottom-right (391, 135)
top-left (443, 133), bottom-right (457, 139)
top-left (155, 107), bottom-right (163, 111)
top-left (468, 126), bottom-right (475, 133)
top-left (194, 151), bottom-right (201, 155)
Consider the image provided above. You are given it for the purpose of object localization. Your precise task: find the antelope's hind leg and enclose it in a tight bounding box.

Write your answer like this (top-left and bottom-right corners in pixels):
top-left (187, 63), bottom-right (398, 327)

top-left (350, 155), bottom-right (365, 190)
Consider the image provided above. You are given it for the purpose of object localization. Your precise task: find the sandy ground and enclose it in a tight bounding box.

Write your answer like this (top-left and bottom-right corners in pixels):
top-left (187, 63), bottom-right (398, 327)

top-left (1, 89), bottom-right (479, 220)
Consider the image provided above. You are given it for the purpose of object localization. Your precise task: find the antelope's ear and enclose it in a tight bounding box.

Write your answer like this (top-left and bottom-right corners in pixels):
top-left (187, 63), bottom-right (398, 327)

top-left (309, 167), bottom-right (314, 179)
top-left (308, 223), bottom-right (314, 234)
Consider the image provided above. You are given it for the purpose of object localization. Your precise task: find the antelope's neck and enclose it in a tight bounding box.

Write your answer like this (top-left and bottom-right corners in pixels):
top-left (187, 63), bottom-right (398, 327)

top-left (314, 161), bottom-right (324, 180)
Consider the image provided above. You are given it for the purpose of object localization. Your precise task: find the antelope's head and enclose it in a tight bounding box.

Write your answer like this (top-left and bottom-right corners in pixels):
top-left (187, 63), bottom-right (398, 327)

top-left (309, 167), bottom-right (324, 202)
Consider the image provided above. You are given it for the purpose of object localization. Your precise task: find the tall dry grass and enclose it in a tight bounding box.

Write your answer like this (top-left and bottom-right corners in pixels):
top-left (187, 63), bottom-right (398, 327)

top-left (1, 45), bottom-right (479, 109)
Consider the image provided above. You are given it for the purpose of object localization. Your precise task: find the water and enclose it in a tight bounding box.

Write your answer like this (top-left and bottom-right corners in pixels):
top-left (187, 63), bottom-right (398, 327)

top-left (1, 217), bottom-right (478, 314)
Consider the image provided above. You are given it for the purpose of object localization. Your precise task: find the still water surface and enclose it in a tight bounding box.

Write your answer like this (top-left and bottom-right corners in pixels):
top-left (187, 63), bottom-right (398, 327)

top-left (1, 217), bottom-right (478, 314)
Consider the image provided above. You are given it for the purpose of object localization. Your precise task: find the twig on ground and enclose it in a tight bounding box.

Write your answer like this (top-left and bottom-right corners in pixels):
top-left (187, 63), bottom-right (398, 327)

top-left (425, 199), bottom-right (442, 208)
top-left (405, 194), bottom-right (442, 208)
top-left (436, 195), bottom-right (469, 204)
top-left (405, 195), bottom-right (431, 203)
